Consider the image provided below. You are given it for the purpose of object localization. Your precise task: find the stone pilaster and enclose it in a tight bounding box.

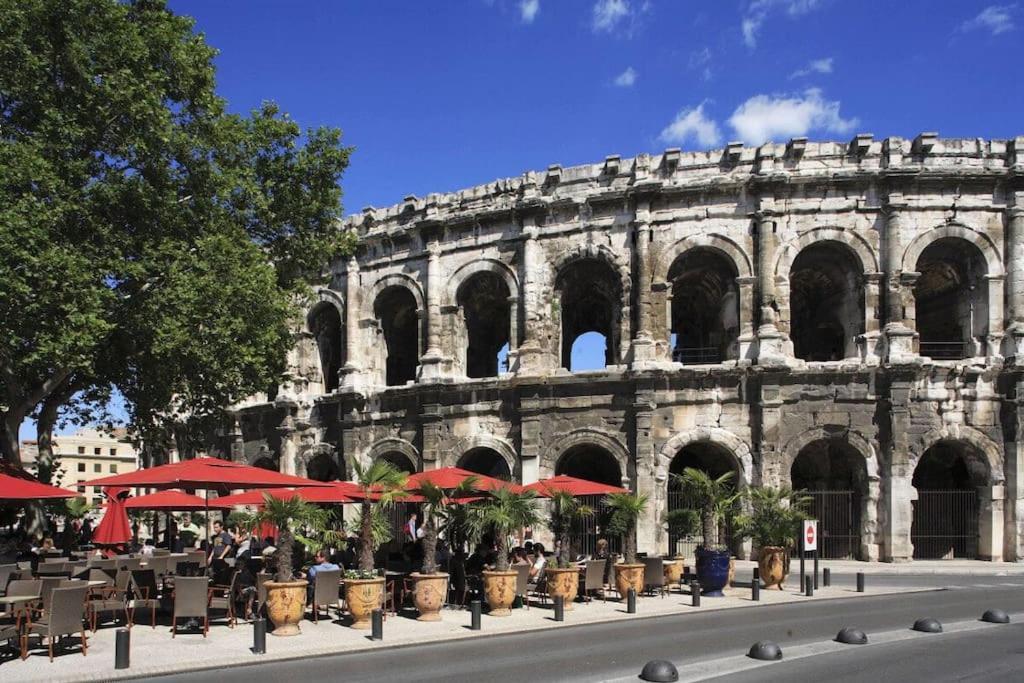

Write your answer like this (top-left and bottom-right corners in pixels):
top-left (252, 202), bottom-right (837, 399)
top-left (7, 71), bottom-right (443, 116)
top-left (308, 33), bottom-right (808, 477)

top-left (514, 219), bottom-right (547, 375)
top-left (633, 389), bottom-right (658, 554)
top-left (420, 400), bottom-right (441, 470)
top-left (735, 276), bottom-right (757, 363)
top-left (519, 395), bottom-right (541, 484)
top-left (882, 376), bottom-right (914, 561)
top-left (1006, 201), bottom-right (1024, 359)
top-left (630, 200), bottom-right (656, 366)
top-left (882, 201), bottom-right (919, 364)
top-left (418, 241), bottom-right (445, 380)
top-left (1006, 376), bottom-right (1024, 560)
top-left (753, 212), bottom-right (788, 366)
top-left (277, 409), bottom-right (297, 476)
top-left (340, 256), bottom-right (363, 391)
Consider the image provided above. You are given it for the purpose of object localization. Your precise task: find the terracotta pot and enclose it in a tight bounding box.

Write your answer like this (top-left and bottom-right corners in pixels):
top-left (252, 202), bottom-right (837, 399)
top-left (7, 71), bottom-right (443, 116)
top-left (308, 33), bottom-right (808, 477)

top-left (613, 563), bottom-right (645, 599)
top-left (411, 572), bottom-right (448, 621)
top-left (482, 569), bottom-right (518, 616)
top-left (264, 580), bottom-right (307, 637)
top-left (545, 567), bottom-right (579, 611)
top-left (663, 559), bottom-right (684, 586)
top-left (344, 577), bottom-right (385, 629)
top-left (757, 546), bottom-right (787, 589)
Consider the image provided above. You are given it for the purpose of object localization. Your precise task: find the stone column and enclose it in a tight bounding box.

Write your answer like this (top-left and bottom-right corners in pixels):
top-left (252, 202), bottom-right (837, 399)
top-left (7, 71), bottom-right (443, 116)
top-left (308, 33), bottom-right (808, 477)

top-left (1008, 377), bottom-right (1024, 560)
top-left (735, 276), bottom-right (757, 363)
top-left (420, 401), bottom-right (440, 470)
top-left (519, 396), bottom-right (542, 484)
top-left (340, 256), bottom-right (362, 391)
top-left (882, 376), bottom-right (914, 561)
top-left (418, 241), bottom-right (445, 380)
top-left (978, 484), bottom-right (1005, 561)
top-left (277, 410), bottom-right (297, 476)
top-left (630, 201), bottom-right (655, 366)
top-left (1005, 201), bottom-right (1024, 358)
top-left (754, 212), bottom-right (787, 365)
top-left (882, 202), bottom-right (918, 363)
top-left (984, 274), bottom-right (1005, 360)
top-left (633, 390), bottom-right (658, 554)
top-left (514, 220), bottom-right (546, 375)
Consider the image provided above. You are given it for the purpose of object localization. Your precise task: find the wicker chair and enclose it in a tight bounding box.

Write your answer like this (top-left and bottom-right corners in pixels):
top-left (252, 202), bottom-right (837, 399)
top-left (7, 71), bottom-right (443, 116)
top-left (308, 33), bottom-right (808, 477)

top-left (128, 570), bottom-right (160, 629)
top-left (583, 560), bottom-right (606, 602)
top-left (643, 557), bottom-right (666, 598)
top-left (87, 570), bottom-right (131, 631)
top-left (171, 576), bottom-right (210, 638)
top-left (21, 584), bottom-right (90, 662)
top-left (310, 568), bottom-right (341, 623)
top-left (0, 579), bottom-right (41, 622)
top-left (37, 578), bottom-right (76, 617)
top-left (208, 570), bottom-right (238, 628)
top-left (514, 564), bottom-right (531, 609)
top-left (0, 564), bottom-right (18, 595)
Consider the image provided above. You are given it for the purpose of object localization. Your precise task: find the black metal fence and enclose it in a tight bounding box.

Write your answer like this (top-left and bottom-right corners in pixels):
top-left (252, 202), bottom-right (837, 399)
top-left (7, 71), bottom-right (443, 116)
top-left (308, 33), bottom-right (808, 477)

top-left (912, 490), bottom-right (978, 559)
top-left (919, 340), bottom-right (966, 360)
top-left (672, 347), bottom-right (723, 364)
top-left (667, 490), bottom-right (733, 558)
top-left (803, 490), bottom-right (860, 559)
top-left (568, 495), bottom-right (620, 558)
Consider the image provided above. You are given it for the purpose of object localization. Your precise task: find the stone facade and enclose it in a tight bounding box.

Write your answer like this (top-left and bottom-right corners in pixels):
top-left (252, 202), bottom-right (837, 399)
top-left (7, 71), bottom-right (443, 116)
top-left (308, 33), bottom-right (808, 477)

top-left (210, 134), bottom-right (1024, 563)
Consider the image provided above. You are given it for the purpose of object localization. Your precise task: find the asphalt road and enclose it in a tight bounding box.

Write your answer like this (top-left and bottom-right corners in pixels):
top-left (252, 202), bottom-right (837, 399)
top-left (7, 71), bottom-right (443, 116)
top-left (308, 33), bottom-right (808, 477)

top-left (148, 574), bottom-right (1024, 683)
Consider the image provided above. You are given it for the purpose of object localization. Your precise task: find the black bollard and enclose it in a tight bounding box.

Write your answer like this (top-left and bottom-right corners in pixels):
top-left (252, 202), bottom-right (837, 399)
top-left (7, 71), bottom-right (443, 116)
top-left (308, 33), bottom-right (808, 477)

top-left (753, 566), bottom-right (760, 583)
top-left (470, 600), bottom-right (482, 630)
top-left (856, 572), bottom-right (865, 593)
top-left (371, 608), bottom-right (383, 641)
top-left (813, 553), bottom-right (819, 589)
top-left (252, 618), bottom-right (266, 654)
top-left (823, 567), bottom-right (831, 587)
top-left (555, 595), bottom-right (565, 621)
top-left (627, 588), bottom-right (637, 614)
top-left (804, 574), bottom-right (813, 597)
top-left (752, 577), bottom-right (760, 602)
top-left (114, 627), bottom-right (130, 669)
top-left (691, 581), bottom-right (701, 607)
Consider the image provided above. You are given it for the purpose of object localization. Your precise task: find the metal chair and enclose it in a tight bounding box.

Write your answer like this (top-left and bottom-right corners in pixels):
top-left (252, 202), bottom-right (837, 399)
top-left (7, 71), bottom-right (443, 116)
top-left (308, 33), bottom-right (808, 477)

top-left (643, 557), bottom-right (666, 597)
top-left (208, 569), bottom-right (238, 628)
top-left (128, 570), bottom-right (160, 629)
top-left (87, 570), bottom-right (130, 631)
top-left (87, 558), bottom-right (116, 571)
top-left (310, 568), bottom-right (341, 623)
top-left (21, 584), bottom-right (90, 662)
top-left (514, 564), bottom-right (531, 609)
top-left (171, 576), bottom-right (210, 638)
top-left (583, 560), bottom-right (606, 602)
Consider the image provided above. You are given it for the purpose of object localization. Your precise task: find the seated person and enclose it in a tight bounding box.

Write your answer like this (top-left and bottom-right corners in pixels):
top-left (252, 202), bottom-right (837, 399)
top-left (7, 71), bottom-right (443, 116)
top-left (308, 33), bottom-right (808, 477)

top-left (306, 549), bottom-right (340, 603)
top-left (465, 544), bottom-right (490, 575)
top-left (510, 547), bottom-right (530, 566)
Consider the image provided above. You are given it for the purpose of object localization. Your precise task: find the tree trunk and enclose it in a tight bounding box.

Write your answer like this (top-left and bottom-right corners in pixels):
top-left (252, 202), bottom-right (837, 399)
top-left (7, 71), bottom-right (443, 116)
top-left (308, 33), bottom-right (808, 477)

top-left (35, 392), bottom-right (63, 484)
top-left (276, 526), bottom-right (294, 582)
top-left (0, 413), bottom-right (23, 467)
top-left (494, 527), bottom-right (509, 571)
top-left (421, 517), bottom-right (438, 574)
top-left (624, 526), bottom-right (636, 564)
top-left (358, 501), bottom-right (374, 571)
top-left (702, 505), bottom-right (717, 549)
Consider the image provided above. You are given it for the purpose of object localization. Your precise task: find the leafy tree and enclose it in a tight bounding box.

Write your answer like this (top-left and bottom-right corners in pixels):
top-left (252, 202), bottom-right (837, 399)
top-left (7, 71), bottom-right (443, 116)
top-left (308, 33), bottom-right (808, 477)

top-left (0, 0), bottom-right (354, 467)
top-left (547, 490), bottom-right (593, 568)
top-left (467, 487), bottom-right (541, 572)
top-left (672, 469), bottom-right (741, 551)
top-left (604, 492), bottom-right (648, 564)
top-left (350, 460), bottom-right (408, 572)
top-left (417, 478), bottom-right (478, 575)
top-left (240, 494), bottom-right (329, 583)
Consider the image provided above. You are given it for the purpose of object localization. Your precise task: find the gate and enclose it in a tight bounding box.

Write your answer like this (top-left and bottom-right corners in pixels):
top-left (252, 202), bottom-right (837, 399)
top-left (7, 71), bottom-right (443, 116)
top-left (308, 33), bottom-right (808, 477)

top-left (804, 491), bottom-right (860, 559)
top-left (912, 490), bottom-right (978, 559)
top-left (569, 495), bottom-right (620, 558)
top-left (667, 490), bottom-right (734, 558)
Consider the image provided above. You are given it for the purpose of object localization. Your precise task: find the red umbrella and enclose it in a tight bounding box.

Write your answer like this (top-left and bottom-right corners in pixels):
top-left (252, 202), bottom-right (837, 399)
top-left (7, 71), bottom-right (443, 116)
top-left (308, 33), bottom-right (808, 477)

top-left (215, 483), bottom-right (355, 507)
top-left (0, 462), bottom-right (78, 501)
top-left (405, 467), bottom-right (527, 495)
top-left (124, 490), bottom-right (233, 511)
top-left (93, 487), bottom-right (132, 547)
top-left (523, 475), bottom-right (628, 497)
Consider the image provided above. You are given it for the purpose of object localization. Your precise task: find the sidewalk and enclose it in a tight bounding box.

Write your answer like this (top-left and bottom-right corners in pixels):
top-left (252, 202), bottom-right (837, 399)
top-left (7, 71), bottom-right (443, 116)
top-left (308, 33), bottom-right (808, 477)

top-left (1, 582), bottom-right (934, 682)
top-left (731, 558), bottom-right (1024, 576)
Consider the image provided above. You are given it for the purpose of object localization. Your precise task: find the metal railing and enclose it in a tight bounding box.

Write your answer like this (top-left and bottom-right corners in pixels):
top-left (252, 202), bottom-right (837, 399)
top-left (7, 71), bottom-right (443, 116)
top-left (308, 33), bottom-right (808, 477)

top-left (919, 340), bottom-right (966, 360)
top-left (803, 490), bottom-right (860, 560)
top-left (912, 490), bottom-right (978, 559)
top-left (672, 347), bottom-right (723, 364)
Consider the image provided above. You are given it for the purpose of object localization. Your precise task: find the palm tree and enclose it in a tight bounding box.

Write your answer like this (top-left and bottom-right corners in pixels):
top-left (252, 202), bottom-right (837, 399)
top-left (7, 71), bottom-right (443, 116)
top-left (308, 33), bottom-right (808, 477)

top-left (418, 477), bottom-right (477, 575)
top-left (734, 486), bottom-right (811, 550)
top-left (242, 494), bottom-right (329, 582)
top-left (548, 490), bottom-right (593, 568)
top-left (468, 487), bottom-right (541, 572)
top-left (351, 460), bottom-right (408, 572)
top-left (604, 492), bottom-right (649, 564)
top-left (673, 468), bottom-right (740, 551)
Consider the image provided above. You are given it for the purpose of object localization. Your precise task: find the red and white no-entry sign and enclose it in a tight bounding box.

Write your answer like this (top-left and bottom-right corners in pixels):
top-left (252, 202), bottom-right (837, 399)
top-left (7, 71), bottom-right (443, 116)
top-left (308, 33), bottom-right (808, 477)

top-left (803, 519), bottom-right (818, 551)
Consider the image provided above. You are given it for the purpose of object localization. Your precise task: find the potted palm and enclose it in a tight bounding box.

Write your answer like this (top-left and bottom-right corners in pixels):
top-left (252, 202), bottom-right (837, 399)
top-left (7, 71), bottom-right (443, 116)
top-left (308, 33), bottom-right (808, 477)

top-left (411, 478), bottom-right (476, 621)
top-left (545, 490), bottom-right (593, 610)
top-left (673, 468), bottom-right (740, 597)
top-left (345, 460), bottom-right (407, 629)
top-left (734, 487), bottom-right (810, 589)
top-left (604, 492), bottom-right (649, 599)
top-left (469, 487), bottom-right (541, 616)
top-left (242, 494), bottom-right (329, 636)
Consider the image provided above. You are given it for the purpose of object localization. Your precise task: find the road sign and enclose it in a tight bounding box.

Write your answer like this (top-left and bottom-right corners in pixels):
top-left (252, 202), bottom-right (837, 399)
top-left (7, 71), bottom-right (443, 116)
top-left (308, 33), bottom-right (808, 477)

top-left (803, 519), bottom-right (818, 551)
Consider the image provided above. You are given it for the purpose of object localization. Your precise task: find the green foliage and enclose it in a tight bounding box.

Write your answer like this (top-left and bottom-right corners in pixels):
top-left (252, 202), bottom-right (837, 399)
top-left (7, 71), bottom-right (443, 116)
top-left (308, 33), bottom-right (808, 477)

top-left (665, 508), bottom-right (701, 537)
top-left (547, 490), bottom-right (593, 568)
top-left (351, 460), bottom-right (408, 571)
top-left (604, 492), bottom-right (648, 564)
top-left (239, 494), bottom-right (329, 582)
top-left (0, 0), bottom-right (355, 466)
top-left (417, 477), bottom-right (478, 575)
top-left (65, 497), bottom-right (93, 521)
top-left (672, 468), bottom-right (740, 551)
top-left (734, 487), bottom-right (812, 550)
top-left (467, 487), bottom-right (541, 571)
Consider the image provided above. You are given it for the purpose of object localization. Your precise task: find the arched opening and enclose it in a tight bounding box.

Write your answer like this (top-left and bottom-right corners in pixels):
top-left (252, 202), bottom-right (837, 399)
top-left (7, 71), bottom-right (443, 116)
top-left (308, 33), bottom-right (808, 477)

top-left (911, 440), bottom-right (988, 559)
top-left (555, 259), bottom-right (622, 371)
top-left (570, 332), bottom-right (607, 371)
top-left (306, 453), bottom-right (341, 482)
top-left (457, 447), bottom-right (511, 481)
top-left (556, 444), bottom-right (623, 556)
top-left (457, 272), bottom-right (511, 378)
top-left (914, 238), bottom-right (988, 360)
top-left (789, 242), bottom-right (865, 361)
top-left (375, 451), bottom-right (417, 475)
top-left (253, 457), bottom-right (277, 472)
top-left (791, 439), bottom-right (867, 559)
top-left (374, 286), bottom-right (419, 386)
top-left (669, 248), bottom-right (739, 364)
top-left (374, 451), bottom-right (418, 563)
top-left (666, 443), bottom-right (740, 557)
top-left (309, 303), bottom-right (342, 393)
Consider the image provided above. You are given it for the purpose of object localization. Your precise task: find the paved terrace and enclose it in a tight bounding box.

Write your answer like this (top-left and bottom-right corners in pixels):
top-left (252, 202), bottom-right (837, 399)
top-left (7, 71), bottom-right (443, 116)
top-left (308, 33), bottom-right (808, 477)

top-left (1, 565), bottom-right (983, 683)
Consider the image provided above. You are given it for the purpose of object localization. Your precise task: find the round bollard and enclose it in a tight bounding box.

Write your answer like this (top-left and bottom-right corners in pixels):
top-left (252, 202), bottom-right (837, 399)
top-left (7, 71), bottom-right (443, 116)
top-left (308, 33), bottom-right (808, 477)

top-left (912, 617), bottom-right (943, 633)
top-left (981, 609), bottom-right (1010, 624)
top-left (747, 641), bottom-right (783, 661)
top-left (835, 627), bottom-right (868, 645)
top-left (639, 659), bottom-right (679, 682)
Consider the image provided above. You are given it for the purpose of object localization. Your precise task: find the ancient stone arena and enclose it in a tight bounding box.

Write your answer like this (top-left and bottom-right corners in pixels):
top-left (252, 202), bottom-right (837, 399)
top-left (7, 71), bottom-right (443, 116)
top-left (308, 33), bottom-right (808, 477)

top-left (199, 134), bottom-right (1024, 564)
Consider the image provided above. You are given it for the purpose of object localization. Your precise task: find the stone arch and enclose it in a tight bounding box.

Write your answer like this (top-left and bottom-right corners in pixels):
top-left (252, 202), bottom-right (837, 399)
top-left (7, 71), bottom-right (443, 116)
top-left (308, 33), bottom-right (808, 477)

top-left (299, 443), bottom-right (341, 481)
top-left (305, 288), bottom-right (346, 332)
top-left (655, 233), bottom-right (753, 284)
top-left (553, 245), bottom-right (630, 369)
top-left (366, 437), bottom-right (421, 473)
top-left (774, 227), bottom-right (879, 279)
top-left (552, 242), bottom-right (632, 297)
top-left (909, 425), bottom-right (1003, 484)
top-left (655, 427), bottom-right (753, 487)
top-left (306, 289), bottom-right (346, 393)
top-left (542, 428), bottom-right (630, 487)
top-left (450, 435), bottom-right (518, 477)
top-left (445, 258), bottom-right (520, 307)
top-left (780, 426), bottom-right (879, 482)
top-left (902, 223), bottom-right (1004, 278)
top-left (363, 272), bottom-right (425, 318)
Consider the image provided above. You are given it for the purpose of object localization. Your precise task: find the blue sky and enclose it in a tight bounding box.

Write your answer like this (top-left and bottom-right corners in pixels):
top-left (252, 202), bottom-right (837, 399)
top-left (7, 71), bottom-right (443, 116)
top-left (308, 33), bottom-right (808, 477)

top-left (21, 1), bottom-right (1022, 440)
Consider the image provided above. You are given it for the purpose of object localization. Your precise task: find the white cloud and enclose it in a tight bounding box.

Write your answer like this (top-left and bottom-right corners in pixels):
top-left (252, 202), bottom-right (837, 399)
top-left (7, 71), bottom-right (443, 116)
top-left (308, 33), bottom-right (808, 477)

top-left (688, 48), bottom-right (713, 82)
top-left (519, 0), bottom-right (540, 24)
top-left (613, 66), bottom-right (638, 87)
top-left (727, 89), bottom-right (858, 144)
top-left (593, 0), bottom-right (631, 32)
top-left (789, 57), bottom-right (833, 79)
top-left (959, 5), bottom-right (1016, 35)
top-left (659, 102), bottom-right (722, 148)
top-left (741, 0), bottom-right (823, 48)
